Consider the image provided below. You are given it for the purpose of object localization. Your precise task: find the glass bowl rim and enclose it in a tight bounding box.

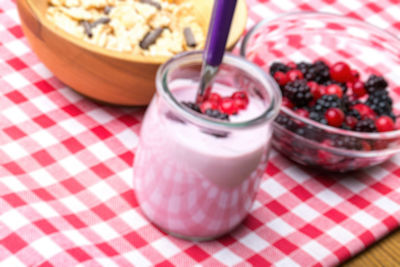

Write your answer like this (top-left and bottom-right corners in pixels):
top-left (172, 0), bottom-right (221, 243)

top-left (240, 11), bottom-right (400, 140)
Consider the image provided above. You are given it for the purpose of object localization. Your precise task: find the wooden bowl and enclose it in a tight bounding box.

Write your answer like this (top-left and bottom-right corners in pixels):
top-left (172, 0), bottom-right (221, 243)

top-left (16, 0), bottom-right (247, 105)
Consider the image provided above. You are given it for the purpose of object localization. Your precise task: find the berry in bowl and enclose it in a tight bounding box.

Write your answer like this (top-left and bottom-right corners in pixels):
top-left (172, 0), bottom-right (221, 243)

top-left (241, 12), bottom-right (400, 172)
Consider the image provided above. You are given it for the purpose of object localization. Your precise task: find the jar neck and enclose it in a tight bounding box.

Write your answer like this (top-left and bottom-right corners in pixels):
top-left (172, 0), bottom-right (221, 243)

top-left (156, 51), bottom-right (281, 131)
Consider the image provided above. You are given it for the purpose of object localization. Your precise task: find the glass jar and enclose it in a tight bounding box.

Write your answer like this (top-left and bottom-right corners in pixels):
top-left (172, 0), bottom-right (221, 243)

top-left (134, 51), bottom-right (281, 240)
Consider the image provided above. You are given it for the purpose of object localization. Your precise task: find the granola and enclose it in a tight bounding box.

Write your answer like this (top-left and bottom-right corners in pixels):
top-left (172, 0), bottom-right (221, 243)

top-left (46, 0), bottom-right (205, 57)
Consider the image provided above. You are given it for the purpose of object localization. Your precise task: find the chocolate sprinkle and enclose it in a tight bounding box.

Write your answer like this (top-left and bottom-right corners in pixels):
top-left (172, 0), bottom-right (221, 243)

top-left (183, 27), bottom-right (196, 47)
top-left (81, 18), bottom-right (110, 38)
top-left (104, 6), bottom-right (112, 15)
top-left (80, 20), bottom-right (93, 38)
top-left (140, 27), bottom-right (164, 49)
top-left (91, 17), bottom-right (111, 28)
top-left (140, 0), bottom-right (162, 10)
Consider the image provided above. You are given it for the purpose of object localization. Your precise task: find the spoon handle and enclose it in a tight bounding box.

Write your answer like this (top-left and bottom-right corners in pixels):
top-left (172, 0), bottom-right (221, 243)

top-left (204, 0), bottom-right (238, 67)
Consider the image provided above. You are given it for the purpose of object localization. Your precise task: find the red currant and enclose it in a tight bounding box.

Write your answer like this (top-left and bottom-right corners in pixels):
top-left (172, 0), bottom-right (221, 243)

top-left (232, 91), bottom-right (249, 103)
top-left (307, 81), bottom-right (321, 100)
top-left (287, 61), bottom-right (297, 69)
top-left (207, 92), bottom-right (222, 104)
top-left (282, 97), bottom-right (294, 109)
top-left (330, 62), bottom-right (352, 83)
top-left (361, 140), bottom-right (372, 151)
top-left (287, 69), bottom-right (303, 82)
top-left (375, 116), bottom-right (395, 132)
top-left (234, 98), bottom-right (247, 109)
top-left (219, 98), bottom-right (239, 115)
top-left (344, 116), bottom-right (358, 129)
top-left (273, 71), bottom-right (289, 86)
top-left (350, 69), bottom-right (360, 82)
top-left (351, 81), bottom-right (366, 98)
top-left (200, 100), bottom-right (218, 113)
top-left (295, 108), bottom-right (309, 118)
top-left (325, 107), bottom-right (344, 127)
top-left (352, 103), bottom-right (376, 120)
top-left (325, 84), bottom-right (343, 98)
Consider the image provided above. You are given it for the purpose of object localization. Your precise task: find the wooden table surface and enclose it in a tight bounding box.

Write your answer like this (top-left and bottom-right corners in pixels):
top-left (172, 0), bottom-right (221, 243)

top-left (343, 229), bottom-right (400, 266)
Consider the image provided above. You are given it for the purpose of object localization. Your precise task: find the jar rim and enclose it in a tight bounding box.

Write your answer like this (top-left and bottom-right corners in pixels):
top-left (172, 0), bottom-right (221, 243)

top-left (155, 51), bottom-right (282, 130)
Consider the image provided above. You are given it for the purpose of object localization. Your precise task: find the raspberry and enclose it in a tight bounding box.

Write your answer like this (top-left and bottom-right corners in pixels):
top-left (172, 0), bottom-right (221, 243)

top-left (364, 74), bottom-right (388, 93)
top-left (270, 62), bottom-right (290, 76)
top-left (354, 119), bottom-right (377, 132)
top-left (282, 79), bottom-right (313, 107)
top-left (330, 62), bottom-right (352, 83)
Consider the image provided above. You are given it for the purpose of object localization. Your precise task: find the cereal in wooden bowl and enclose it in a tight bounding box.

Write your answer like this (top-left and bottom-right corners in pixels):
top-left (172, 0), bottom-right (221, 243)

top-left (46, 0), bottom-right (205, 57)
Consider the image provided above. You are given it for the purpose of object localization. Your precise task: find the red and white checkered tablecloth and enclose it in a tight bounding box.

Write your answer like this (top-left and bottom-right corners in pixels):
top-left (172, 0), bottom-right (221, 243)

top-left (2, 0), bottom-right (400, 266)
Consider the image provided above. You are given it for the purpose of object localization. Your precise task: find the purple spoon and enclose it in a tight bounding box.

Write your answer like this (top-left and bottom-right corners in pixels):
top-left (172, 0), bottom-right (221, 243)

top-left (196, 0), bottom-right (238, 104)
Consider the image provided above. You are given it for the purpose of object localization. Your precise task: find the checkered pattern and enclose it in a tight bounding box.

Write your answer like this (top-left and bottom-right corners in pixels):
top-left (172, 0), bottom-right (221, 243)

top-left (1, 0), bottom-right (400, 266)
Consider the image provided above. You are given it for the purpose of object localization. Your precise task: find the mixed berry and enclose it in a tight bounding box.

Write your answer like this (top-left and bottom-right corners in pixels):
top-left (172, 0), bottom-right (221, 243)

top-left (271, 60), bottom-right (397, 133)
top-left (181, 90), bottom-right (249, 121)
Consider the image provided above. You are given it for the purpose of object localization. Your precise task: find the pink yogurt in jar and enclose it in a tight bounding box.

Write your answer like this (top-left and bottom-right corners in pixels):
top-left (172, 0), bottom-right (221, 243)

top-left (134, 52), bottom-right (281, 240)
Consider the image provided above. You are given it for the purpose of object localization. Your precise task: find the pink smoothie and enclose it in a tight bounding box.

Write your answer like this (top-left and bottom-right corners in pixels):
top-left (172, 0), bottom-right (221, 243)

top-left (134, 81), bottom-right (272, 239)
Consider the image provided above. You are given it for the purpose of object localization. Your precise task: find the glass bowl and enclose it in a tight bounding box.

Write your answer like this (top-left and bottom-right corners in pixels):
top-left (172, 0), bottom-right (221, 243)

top-left (240, 12), bottom-right (400, 172)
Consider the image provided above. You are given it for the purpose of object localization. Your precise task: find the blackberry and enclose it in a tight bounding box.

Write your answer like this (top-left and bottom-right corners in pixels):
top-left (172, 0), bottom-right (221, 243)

top-left (296, 124), bottom-right (325, 141)
top-left (364, 74), bottom-right (388, 94)
top-left (342, 95), bottom-right (359, 112)
top-left (275, 114), bottom-right (297, 131)
top-left (366, 90), bottom-right (392, 116)
top-left (282, 79), bottom-right (313, 107)
top-left (309, 111), bottom-right (326, 124)
top-left (311, 94), bottom-right (342, 114)
top-left (354, 119), bottom-right (377, 132)
top-left (182, 101), bottom-right (201, 113)
top-left (296, 62), bottom-right (311, 75)
top-left (332, 135), bottom-right (362, 150)
top-left (204, 109), bottom-right (229, 121)
top-left (304, 60), bottom-right (330, 84)
top-left (270, 62), bottom-right (290, 76)
top-left (346, 109), bottom-right (361, 120)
